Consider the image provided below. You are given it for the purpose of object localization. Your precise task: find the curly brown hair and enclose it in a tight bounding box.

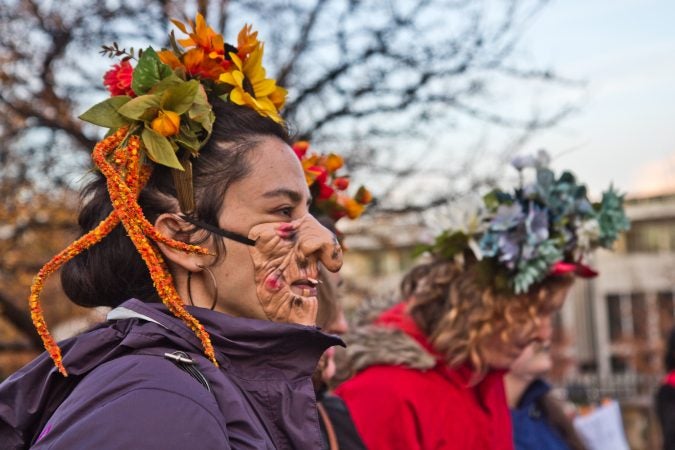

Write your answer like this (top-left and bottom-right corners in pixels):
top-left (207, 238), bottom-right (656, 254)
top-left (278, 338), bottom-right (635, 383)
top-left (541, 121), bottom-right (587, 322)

top-left (407, 258), bottom-right (573, 379)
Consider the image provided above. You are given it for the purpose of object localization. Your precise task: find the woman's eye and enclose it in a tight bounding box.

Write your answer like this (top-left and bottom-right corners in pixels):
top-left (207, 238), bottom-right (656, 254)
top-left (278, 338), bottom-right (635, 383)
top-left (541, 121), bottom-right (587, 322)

top-left (277, 207), bottom-right (293, 217)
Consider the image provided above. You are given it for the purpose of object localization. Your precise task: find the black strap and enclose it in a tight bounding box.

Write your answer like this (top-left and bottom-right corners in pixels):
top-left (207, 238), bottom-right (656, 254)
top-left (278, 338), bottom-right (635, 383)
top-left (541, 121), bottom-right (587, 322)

top-left (181, 215), bottom-right (257, 247)
top-left (163, 351), bottom-right (213, 394)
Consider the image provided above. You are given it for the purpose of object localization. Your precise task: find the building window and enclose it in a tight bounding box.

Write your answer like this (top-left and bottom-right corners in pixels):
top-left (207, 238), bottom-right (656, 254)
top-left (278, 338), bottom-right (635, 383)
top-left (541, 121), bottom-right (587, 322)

top-left (607, 294), bottom-right (623, 341)
top-left (659, 291), bottom-right (675, 339)
top-left (625, 220), bottom-right (675, 253)
top-left (370, 254), bottom-right (383, 277)
top-left (631, 292), bottom-right (647, 340)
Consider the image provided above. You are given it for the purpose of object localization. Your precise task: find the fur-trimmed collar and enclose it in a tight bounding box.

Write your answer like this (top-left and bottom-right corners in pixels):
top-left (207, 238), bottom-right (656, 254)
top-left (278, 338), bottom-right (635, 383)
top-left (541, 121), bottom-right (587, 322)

top-left (337, 301), bottom-right (436, 382)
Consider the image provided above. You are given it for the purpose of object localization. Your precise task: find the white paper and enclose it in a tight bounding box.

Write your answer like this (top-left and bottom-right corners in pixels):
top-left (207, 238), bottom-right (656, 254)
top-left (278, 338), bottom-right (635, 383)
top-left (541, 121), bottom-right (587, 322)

top-left (572, 401), bottom-right (630, 450)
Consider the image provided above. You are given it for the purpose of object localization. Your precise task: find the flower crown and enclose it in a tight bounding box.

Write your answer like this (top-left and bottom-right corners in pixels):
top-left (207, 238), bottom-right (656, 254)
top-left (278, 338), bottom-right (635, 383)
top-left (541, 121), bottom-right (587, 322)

top-left (292, 141), bottom-right (373, 226)
top-left (29, 15), bottom-right (286, 376)
top-left (417, 150), bottom-right (630, 295)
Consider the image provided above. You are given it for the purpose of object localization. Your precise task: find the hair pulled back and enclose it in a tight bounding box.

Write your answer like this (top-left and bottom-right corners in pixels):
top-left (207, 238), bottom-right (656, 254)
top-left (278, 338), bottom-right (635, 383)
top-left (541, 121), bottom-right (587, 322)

top-left (407, 257), bottom-right (573, 377)
top-left (61, 99), bottom-right (291, 308)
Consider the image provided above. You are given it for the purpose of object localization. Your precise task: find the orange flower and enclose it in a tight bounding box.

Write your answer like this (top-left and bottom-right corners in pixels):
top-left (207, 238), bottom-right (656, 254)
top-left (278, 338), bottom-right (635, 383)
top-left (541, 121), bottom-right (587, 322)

top-left (340, 196), bottom-right (366, 219)
top-left (157, 50), bottom-right (182, 69)
top-left (268, 85), bottom-right (287, 111)
top-left (167, 14), bottom-right (234, 78)
top-left (152, 110), bottom-right (181, 137)
top-left (355, 186), bottom-right (373, 204)
top-left (172, 13), bottom-right (224, 58)
top-left (159, 47), bottom-right (226, 81)
top-left (321, 153), bottom-right (344, 172)
top-left (237, 24), bottom-right (260, 59)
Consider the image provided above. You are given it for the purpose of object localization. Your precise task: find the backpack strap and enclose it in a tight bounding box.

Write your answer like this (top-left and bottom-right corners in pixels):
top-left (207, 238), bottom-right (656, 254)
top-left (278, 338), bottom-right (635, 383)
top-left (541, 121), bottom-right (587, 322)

top-left (317, 402), bottom-right (340, 450)
top-left (163, 351), bottom-right (213, 394)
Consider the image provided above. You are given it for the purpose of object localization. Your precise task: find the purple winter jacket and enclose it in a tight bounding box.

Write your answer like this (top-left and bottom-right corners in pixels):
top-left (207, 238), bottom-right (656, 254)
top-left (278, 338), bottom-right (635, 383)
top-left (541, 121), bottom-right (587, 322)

top-left (0, 299), bottom-right (342, 449)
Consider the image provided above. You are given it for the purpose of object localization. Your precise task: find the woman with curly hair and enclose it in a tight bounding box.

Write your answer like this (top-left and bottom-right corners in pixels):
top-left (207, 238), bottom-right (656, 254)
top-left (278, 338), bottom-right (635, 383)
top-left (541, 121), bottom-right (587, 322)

top-left (335, 153), bottom-right (629, 450)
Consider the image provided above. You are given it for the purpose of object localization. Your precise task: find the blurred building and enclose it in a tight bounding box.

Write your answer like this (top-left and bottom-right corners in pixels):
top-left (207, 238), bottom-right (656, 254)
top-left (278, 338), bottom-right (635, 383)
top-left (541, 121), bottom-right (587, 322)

top-left (561, 192), bottom-right (675, 379)
top-left (339, 213), bottom-right (430, 310)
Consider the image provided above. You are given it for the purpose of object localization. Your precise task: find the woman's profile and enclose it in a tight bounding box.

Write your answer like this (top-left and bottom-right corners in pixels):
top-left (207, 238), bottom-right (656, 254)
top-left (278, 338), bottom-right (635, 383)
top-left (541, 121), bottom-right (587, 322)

top-left (0, 14), bottom-right (342, 449)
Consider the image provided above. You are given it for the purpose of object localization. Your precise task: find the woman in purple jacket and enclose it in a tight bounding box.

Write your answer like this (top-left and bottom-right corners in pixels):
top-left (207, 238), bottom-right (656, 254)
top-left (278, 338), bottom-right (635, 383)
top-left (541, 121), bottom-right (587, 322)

top-left (0, 15), bottom-right (342, 450)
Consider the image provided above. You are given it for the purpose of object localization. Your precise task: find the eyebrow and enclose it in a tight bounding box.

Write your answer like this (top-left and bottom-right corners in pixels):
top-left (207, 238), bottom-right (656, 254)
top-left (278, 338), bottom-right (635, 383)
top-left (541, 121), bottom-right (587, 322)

top-left (262, 188), bottom-right (312, 207)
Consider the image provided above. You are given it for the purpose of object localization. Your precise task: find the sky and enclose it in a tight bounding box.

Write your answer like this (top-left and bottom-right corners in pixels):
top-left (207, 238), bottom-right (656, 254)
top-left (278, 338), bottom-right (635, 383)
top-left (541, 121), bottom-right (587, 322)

top-left (518, 0), bottom-right (675, 197)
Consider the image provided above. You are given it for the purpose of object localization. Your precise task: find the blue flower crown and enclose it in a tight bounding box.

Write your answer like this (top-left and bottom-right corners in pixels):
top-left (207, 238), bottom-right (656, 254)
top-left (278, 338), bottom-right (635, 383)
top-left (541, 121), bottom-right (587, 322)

top-left (417, 151), bottom-right (630, 295)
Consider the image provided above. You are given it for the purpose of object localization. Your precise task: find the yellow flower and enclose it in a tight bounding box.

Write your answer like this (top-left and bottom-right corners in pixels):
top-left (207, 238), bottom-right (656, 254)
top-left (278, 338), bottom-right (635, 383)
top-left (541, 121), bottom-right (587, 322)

top-left (152, 110), bottom-right (181, 137)
top-left (219, 45), bottom-right (286, 123)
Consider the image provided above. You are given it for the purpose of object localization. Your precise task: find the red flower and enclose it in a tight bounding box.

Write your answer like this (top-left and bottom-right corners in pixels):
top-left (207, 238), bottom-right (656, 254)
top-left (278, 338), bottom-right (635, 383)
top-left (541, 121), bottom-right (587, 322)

top-left (550, 261), bottom-right (575, 276)
top-left (292, 141), bottom-right (310, 159)
top-left (318, 182), bottom-right (335, 200)
top-left (307, 165), bottom-right (328, 185)
top-left (574, 262), bottom-right (599, 278)
top-left (550, 261), bottom-right (598, 278)
top-left (103, 60), bottom-right (136, 97)
top-left (334, 177), bottom-right (350, 191)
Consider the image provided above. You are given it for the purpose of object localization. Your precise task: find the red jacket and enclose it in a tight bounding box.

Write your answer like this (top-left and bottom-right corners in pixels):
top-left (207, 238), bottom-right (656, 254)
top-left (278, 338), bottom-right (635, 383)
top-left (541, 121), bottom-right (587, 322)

top-left (336, 303), bottom-right (514, 450)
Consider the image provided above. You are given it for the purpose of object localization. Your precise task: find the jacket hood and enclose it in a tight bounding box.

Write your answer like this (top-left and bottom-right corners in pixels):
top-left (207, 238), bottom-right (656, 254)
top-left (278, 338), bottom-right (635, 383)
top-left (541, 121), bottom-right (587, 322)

top-left (0, 298), bottom-right (342, 447)
top-left (341, 301), bottom-right (436, 379)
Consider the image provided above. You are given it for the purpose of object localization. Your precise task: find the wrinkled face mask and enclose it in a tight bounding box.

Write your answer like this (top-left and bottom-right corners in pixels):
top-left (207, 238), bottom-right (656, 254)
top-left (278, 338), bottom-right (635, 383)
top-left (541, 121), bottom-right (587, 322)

top-left (247, 214), bottom-right (343, 325)
top-left (184, 213), bottom-right (343, 325)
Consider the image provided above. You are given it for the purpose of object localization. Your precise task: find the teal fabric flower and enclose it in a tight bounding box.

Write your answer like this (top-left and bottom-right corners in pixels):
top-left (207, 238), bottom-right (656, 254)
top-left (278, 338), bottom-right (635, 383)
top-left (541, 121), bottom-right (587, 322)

top-left (421, 150), bottom-right (630, 295)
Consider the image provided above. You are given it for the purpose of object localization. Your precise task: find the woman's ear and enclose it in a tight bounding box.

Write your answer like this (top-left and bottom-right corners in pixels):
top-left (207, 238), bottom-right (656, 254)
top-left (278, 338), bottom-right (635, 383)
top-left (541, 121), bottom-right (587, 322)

top-left (154, 213), bottom-right (211, 272)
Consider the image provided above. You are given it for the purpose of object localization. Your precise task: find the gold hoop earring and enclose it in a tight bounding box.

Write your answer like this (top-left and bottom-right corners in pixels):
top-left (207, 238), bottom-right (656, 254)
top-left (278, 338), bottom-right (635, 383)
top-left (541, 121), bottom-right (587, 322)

top-left (186, 265), bottom-right (219, 310)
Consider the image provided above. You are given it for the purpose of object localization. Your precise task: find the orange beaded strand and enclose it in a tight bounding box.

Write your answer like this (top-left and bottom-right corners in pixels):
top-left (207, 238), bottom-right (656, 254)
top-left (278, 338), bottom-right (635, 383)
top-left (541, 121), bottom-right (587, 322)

top-left (29, 130), bottom-right (128, 376)
top-left (30, 128), bottom-right (217, 376)
top-left (95, 136), bottom-right (217, 367)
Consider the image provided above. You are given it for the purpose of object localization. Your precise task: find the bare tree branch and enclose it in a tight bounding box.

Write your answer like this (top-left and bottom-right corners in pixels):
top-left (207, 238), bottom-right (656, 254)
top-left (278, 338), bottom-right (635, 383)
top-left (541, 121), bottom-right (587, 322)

top-left (275, 0), bottom-right (328, 87)
top-left (0, 292), bottom-right (42, 350)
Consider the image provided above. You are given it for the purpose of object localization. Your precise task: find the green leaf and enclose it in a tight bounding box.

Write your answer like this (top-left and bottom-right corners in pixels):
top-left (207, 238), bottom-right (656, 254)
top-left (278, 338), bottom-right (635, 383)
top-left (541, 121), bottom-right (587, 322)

top-left (175, 126), bottom-right (201, 153)
top-left (79, 96), bottom-right (132, 128)
top-left (117, 94), bottom-right (161, 121)
top-left (411, 243), bottom-right (433, 259)
top-left (161, 80), bottom-right (200, 115)
top-left (150, 73), bottom-right (185, 95)
top-left (189, 84), bottom-right (215, 144)
top-left (141, 127), bottom-right (183, 170)
top-left (131, 47), bottom-right (174, 95)
top-left (559, 171), bottom-right (576, 184)
top-left (483, 190), bottom-right (500, 210)
top-left (437, 230), bottom-right (468, 260)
